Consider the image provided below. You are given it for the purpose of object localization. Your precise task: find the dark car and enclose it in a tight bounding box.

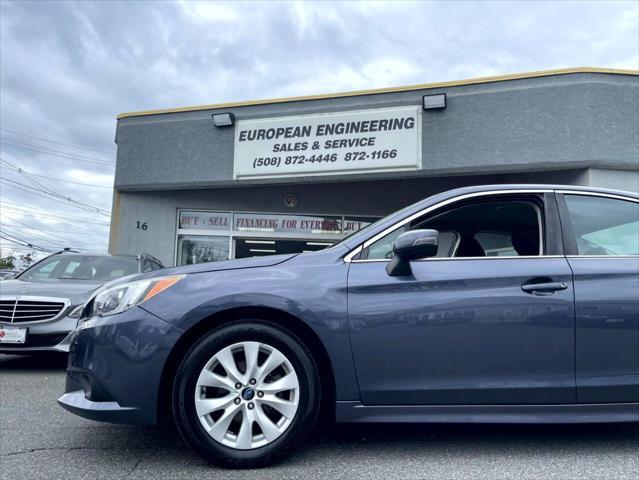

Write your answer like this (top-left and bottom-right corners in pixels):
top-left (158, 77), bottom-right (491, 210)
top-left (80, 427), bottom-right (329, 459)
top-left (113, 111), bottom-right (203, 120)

top-left (0, 251), bottom-right (164, 353)
top-left (58, 185), bottom-right (639, 467)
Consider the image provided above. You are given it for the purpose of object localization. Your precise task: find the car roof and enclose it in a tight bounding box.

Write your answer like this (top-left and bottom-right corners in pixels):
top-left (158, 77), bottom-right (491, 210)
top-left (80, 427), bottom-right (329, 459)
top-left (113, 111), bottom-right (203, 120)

top-left (418, 184), bottom-right (637, 200)
top-left (46, 251), bottom-right (164, 265)
top-left (49, 251), bottom-right (138, 259)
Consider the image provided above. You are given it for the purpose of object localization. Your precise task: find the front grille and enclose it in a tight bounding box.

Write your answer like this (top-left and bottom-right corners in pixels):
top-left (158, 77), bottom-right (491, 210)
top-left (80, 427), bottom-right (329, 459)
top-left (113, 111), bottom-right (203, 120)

top-left (0, 300), bottom-right (66, 323)
top-left (0, 332), bottom-right (68, 348)
top-left (27, 332), bottom-right (68, 347)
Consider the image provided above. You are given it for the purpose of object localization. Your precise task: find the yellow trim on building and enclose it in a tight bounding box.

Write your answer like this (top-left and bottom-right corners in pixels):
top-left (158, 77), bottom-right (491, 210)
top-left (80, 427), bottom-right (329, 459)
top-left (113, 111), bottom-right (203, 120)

top-left (107, 190), bottom-right (121, 254)
top-left (117, 67), bottom-right (639, 120)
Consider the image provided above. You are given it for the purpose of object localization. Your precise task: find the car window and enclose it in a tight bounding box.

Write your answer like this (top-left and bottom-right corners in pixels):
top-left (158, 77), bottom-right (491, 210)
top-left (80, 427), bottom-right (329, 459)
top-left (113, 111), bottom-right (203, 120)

top-left (361, 199), bottom-right (542, 260)
top-left (365, 226), bottom-right (407, 259)
top-left (475, 232), bottom-right (519, 256)
top-left (19, 255), bottom-right (138, 282)
top-left (144, 259), bottom-right (162, 272)
top-left (62, 261), bottom-right (81, 276)
top-left (564, 195), bottom-right (639, 256)
top-left (435, 231), bottom-right (460, 257)
top-left (21, 259), bottom-right (61, 280)
top-left (364, 229), bottom-right (461, 260)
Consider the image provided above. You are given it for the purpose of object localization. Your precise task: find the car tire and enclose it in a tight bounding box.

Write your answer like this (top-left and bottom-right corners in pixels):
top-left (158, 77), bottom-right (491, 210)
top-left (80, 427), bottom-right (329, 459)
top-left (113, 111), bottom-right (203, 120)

top-left (172, 319), bottom-right (321, 468)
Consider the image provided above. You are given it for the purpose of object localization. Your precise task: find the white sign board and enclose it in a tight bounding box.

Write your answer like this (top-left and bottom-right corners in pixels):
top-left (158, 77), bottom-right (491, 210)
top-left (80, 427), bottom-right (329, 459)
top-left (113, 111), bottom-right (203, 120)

top-left (233, 106), bottom-right (421, 179)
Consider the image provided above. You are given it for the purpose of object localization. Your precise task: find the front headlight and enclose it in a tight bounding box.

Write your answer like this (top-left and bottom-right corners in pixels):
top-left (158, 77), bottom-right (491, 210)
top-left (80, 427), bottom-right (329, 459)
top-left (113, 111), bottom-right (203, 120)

top-left (68, 305), bottom-right (84, 319)
top-left (89, 275), bottom-right (184, 318)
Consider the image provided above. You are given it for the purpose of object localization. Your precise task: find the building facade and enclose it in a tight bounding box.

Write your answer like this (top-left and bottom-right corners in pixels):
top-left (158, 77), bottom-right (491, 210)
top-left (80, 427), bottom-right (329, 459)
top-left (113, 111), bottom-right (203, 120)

top-left (110, 67), bottom-right (639, 266)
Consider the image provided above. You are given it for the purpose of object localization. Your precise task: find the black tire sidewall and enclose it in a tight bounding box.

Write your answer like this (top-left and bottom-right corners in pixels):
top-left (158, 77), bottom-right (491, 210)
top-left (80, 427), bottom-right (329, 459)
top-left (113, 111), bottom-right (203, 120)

top-left (172, 320), bottom-right (320, 467)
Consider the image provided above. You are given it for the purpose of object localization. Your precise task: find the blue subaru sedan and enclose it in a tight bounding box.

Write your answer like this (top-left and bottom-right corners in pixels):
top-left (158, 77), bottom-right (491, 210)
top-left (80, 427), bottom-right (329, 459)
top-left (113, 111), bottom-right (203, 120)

top-left (59, 184), bottom-right (639, 467)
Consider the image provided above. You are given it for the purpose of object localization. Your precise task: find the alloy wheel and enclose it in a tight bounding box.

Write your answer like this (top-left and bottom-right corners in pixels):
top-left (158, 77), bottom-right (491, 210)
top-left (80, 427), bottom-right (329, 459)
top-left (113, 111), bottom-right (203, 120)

top-left (194, 341), bottom-right (300, 450)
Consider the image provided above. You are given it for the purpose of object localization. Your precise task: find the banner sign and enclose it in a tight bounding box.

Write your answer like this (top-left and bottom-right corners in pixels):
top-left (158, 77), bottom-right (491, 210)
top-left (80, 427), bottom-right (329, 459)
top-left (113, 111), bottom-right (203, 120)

top-left (179, 211), bottom-right (231, 230)
top-left (233, 106), bottom-right (421, 179)
top-left (342, 218), bottom-right (372, 236)
top-left (234, 213), bottom-right (342, 235)
top-left (178, 210), bottom-right (374, 236)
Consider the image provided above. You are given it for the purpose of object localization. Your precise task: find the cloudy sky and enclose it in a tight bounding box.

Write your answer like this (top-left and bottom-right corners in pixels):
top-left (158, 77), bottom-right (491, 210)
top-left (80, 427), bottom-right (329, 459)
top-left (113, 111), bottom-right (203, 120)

top-left (0, 0), bottom-right (637, 261)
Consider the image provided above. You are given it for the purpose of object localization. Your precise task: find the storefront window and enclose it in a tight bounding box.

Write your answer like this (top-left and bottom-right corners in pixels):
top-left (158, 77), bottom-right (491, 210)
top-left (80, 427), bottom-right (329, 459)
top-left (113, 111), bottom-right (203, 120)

top-left (177, 235), bottom-right (229, 265)
top-left (234, 238), bottom-right (335, 258)
top-left (175, 210), bottom-right (377, 265)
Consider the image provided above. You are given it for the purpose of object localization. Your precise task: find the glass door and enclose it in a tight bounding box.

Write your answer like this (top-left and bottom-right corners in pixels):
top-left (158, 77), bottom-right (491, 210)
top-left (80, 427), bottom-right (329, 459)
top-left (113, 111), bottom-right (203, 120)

top-left (234, 238), bottom-right (334, 258)
top-left (177, 235), bottom-right (230, 265)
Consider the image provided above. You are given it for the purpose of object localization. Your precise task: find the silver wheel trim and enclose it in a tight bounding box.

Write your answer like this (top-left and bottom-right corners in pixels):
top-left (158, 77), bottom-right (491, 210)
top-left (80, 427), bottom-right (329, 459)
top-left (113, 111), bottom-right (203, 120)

top-left (194, 341), bottom-right (300, 450)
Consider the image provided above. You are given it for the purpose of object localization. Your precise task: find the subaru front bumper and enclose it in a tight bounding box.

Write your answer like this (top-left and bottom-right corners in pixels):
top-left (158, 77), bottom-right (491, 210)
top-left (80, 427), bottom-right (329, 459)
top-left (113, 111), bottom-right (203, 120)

top-left (58, 306), bottom-right (183, 425)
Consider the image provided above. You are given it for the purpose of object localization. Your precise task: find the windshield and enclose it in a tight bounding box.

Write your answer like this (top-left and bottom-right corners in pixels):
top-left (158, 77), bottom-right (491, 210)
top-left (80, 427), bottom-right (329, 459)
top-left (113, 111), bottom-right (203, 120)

top-left (18, 255), bottom-right (138, 282)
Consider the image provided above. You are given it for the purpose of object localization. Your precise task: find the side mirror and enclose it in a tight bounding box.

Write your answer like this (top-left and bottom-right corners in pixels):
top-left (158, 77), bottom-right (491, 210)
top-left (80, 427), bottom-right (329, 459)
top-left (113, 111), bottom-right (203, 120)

top-left (386, 229), bottom-right (439, 277)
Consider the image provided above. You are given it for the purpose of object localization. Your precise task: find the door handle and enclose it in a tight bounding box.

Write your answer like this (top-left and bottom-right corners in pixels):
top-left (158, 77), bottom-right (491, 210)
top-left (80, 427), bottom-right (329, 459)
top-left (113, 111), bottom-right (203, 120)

top-left (521, 281), bottom-right (568, 294)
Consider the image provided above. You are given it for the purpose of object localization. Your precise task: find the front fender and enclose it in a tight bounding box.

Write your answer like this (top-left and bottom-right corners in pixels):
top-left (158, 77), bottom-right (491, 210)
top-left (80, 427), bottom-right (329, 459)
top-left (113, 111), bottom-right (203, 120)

top-left (141, 262), bottom-right (360, 401)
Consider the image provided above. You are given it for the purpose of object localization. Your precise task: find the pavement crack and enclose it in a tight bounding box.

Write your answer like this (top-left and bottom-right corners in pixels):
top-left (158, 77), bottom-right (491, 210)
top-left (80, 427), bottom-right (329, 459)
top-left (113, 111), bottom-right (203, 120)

top-left (2, 446), bottom-right (159, 458)
top-left (3, 446), bottom-right (71, 457)
top-left (125, 447), bottom-right (160, 478)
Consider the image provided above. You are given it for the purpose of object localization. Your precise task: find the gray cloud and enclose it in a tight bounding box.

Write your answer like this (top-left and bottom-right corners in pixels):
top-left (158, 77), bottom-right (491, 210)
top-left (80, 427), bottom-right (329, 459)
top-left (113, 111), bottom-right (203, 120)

top-left (1, 0), bottom-right (637, 257)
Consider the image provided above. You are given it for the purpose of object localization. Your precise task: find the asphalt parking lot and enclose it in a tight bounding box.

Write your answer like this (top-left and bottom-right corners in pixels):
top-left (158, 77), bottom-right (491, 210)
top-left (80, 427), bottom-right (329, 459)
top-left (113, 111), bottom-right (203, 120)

top-left (1, 354), bottom-right (638, 480)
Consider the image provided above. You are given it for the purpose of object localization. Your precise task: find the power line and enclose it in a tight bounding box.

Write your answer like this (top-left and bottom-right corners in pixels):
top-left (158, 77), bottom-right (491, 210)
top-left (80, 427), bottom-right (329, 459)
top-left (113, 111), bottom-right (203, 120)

top-left (3, 215), bottom-right (107, 242)
top-left (3, 231), bottom-right (61, 253)
top-left (1, 225), bottom-right (97, 252)
top-left (0, 244), bottom-right (40, 254)
top-left (1, 155), bottom-right (112, 215)
top-left (1, 178), bottom-right (94, 209)
top-left (0, 202), bottom-right (111, 226)
top-left (28, 171), bottom-right (112, 189)
top-left (1, 223), bottom-right (71, 249)
top-left (0, 247), bottom-right (43, 258)
top-left (0, 178), bottom-right (111, 215)
top-left (0, 164), bottom-right (113, 189)
top-left (1, 138), bottom-right (115, 164)
top-left (0, 174), bottom-right (111, 215)
top-left (1, 156), bottom-right (66, 197)
top-left (0, 237), bottom-right (52, 254)
top-left (1, 219), bottom-right (108, 253)
top-left (1, 140), bottom-right (116, 166)
top-left (0, 203), bottom-right (111, 226)
top-left (0, 232), bottom-right (54, 253)
top-left (0, 128), bottom-right (116, 155)
top-left (0, 157), bottom-right (111, 215)
top-left (3, 217), bottom-right (107, 239)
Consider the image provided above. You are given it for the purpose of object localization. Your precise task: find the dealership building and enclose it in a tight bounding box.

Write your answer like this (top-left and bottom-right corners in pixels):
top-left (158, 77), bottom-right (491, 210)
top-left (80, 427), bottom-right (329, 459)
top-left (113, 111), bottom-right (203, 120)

top-left (109, 67), bottom-right (638, 266)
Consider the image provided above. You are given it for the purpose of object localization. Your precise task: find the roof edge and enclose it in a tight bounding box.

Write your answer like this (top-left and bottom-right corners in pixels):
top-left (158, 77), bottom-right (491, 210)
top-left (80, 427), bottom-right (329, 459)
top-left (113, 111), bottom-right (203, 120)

top-left (117, 67), bottom-right (639, 120)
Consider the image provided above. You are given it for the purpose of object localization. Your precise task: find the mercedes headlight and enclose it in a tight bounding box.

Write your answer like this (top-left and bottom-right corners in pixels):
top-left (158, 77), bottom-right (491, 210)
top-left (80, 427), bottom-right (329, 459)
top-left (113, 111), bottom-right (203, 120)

top-left (88, 275), bottom-right (184, 318)
top-left (68, 305), bottom-right (85, 319)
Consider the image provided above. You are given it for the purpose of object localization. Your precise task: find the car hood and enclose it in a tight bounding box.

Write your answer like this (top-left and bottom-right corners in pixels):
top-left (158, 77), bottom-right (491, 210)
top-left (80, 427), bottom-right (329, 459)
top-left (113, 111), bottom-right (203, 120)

top-left (0, 279), bottom-right (104, 305)
top-left (149, 253), bottom-right (299, 277)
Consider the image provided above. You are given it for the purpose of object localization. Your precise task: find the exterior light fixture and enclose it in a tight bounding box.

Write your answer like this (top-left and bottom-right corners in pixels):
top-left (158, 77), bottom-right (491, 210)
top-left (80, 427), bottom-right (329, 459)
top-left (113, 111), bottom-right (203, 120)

top-left (212, 112), bottom-right (235, 127)
top-left (422, 93), bottom-right (447, 110)
top-left (284, 193), bottom-right (298, 208)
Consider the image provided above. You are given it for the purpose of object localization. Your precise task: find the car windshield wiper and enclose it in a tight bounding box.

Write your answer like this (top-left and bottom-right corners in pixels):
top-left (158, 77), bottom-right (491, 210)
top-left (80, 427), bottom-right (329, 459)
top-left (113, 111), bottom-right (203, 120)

top-left (56, 276), bottom-right (93, 280)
